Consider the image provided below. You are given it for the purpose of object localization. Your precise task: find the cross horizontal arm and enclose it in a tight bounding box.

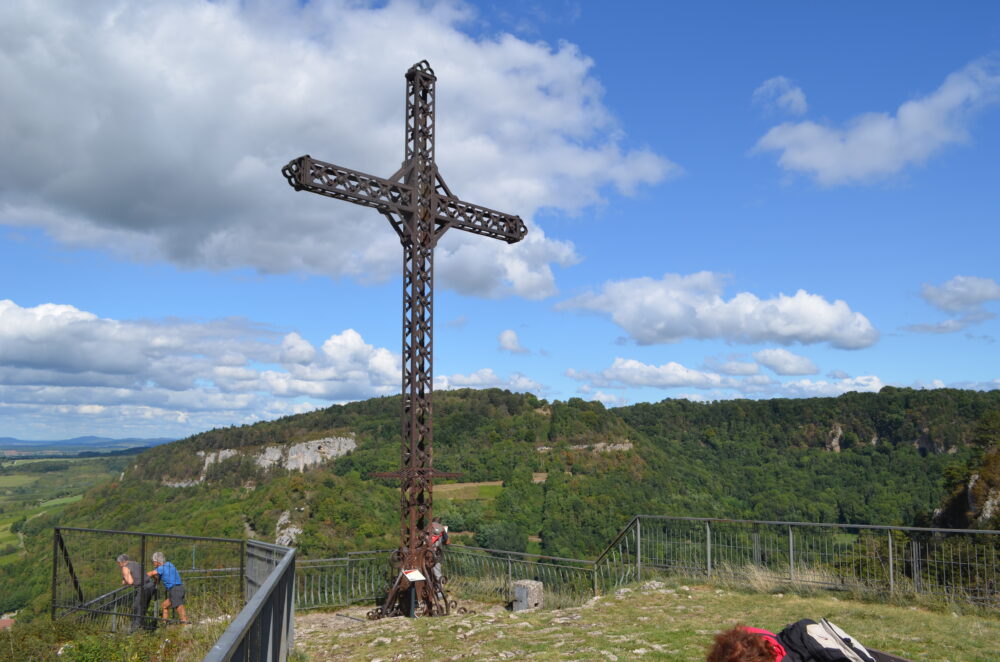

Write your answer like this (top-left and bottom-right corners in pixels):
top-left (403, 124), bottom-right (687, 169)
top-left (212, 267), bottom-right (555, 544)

top-left (435, 197), bottom-right (528, 244)
top-left (282, 155), bottom-right (410, 213)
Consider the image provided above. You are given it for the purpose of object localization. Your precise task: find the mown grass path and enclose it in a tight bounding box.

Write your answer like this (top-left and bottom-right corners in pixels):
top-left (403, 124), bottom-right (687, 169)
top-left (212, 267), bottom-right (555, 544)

top-left (293, 580), bottom-right (999, 661)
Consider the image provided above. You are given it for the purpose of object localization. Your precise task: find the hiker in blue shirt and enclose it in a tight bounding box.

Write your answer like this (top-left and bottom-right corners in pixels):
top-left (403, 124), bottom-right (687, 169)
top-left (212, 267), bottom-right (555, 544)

top-left (146, 551), bottom-right (189, 624)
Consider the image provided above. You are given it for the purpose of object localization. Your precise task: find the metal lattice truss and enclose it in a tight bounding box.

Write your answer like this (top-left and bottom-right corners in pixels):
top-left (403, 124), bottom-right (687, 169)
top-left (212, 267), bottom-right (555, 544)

top-left (283, 61), bottom-right (527, 618)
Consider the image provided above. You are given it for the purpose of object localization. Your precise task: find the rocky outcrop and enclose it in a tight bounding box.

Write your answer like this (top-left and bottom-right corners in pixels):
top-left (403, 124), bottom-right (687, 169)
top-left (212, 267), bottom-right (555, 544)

top-left (934, 446), bottom-right (1000, 528)
top-left (275, 510), bottom-right (303, 546)
top-left (826, 424), bottom-right (843, 453)
top-left (277, 437), bottom-right (356, 472)
top-left (162, 435), bottom-right (356, 486)
top-left (536, 440), bottom-right (633, 453)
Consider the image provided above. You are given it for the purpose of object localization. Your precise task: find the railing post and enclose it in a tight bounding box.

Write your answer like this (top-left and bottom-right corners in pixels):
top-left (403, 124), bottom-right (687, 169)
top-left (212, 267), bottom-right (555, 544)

top-left (51, 528), bottom-right (59, 620)
top-left (887, 531), bottom-right (894, 594)
top-left (788, 525), bottom-right (795, 582)
top-left (912, 540), bottom-right (921, 593)
top-left (507, 552), bottom-right (513, 589)
top-left (636, 517), bottom-right (642, 582)
top-left (705, 521), bottom-right (712, 578)
top-left (752, 527), bottom-right (761, 566)
top-left (240, 539), bottom-right (247, 601)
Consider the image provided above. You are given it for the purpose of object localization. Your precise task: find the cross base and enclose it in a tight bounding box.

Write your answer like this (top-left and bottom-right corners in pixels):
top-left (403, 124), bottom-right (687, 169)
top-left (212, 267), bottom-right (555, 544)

top-left (369, 467), bottom-right (461, 618)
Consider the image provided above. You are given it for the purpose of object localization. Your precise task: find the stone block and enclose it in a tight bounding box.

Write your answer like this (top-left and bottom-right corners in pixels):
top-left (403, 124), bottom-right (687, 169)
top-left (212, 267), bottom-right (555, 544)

top-left (512, 579), bottom-right (543, 611)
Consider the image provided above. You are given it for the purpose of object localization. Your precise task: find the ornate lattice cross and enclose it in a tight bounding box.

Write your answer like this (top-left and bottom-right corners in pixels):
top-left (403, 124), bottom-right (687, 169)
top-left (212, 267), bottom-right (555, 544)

top-left (282, 61), bottom-right (527, 617)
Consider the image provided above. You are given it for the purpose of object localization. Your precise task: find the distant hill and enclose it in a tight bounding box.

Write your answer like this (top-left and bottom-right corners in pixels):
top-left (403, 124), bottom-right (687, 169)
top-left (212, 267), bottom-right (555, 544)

top-left (3, 386), bottom-right (998, 618)
top-left (0, 436), bottom-right (175, 453)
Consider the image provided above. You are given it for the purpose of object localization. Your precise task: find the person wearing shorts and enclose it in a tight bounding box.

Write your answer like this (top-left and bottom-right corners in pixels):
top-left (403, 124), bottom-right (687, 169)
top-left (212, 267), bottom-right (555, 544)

top-left (147, 551), bottom-right (188, 624)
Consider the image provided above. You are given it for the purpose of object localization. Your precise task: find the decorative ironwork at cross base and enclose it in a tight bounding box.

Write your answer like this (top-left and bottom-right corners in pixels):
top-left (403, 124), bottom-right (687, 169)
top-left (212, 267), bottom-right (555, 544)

top-left (282, 61), bottom-right (527, 618)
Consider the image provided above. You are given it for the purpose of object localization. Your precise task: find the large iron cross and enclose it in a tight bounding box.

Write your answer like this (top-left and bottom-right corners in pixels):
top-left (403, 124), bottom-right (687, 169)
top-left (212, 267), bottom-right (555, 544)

top-left (282, 61), bottom-right (527, 617)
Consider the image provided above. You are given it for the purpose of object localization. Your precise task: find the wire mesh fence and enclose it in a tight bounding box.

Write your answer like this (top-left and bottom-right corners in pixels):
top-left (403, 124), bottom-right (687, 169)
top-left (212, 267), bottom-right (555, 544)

top-left (52, 526), bottom-right (244, 631)
top-left (444, 545), bottom-right (595, 608)
top-left (596, 516), bottom-right (1000, 608)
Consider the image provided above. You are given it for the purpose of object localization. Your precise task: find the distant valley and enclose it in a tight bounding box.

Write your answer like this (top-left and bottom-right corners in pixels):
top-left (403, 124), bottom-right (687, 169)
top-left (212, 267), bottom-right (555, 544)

top-left (0, 436), bottom-right (175, 456)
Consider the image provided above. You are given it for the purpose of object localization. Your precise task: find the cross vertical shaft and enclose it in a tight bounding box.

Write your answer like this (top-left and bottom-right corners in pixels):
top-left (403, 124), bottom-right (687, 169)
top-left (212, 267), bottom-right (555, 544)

top-left (282, 60), bottom-right (527, 618)
top-left (399, 62), bottom-right (437, 561)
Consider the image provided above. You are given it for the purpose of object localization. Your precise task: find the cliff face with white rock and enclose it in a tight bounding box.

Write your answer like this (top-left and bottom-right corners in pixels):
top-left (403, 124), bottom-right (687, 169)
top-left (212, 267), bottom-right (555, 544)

top-left (162, 435), bottom-right (356, 487)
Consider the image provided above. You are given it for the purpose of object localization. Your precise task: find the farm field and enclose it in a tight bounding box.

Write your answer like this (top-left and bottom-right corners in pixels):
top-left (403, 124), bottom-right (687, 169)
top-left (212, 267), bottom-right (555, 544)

top-left (435, 481), bottom-right (503, 500)
top-left (0, 457), bottom-right (128, 565)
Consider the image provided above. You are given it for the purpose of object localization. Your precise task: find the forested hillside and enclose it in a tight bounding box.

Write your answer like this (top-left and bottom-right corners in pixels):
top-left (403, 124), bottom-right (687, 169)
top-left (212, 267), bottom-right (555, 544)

top-left (3, 387), bottom-right (997, 618)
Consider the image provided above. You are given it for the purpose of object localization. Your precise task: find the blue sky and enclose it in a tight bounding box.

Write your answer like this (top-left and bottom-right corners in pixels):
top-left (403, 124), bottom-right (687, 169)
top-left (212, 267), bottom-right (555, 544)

top-left (1, 1), bottom-right (999, 440)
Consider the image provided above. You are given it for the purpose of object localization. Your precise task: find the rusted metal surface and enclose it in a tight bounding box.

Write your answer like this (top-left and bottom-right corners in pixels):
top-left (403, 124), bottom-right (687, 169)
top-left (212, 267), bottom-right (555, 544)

top-left (283, 60), bottom-right (526, 618)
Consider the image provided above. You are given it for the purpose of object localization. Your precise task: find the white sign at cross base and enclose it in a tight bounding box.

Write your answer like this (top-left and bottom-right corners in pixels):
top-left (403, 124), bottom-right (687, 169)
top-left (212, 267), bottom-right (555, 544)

top-left (403, 569), bottom-right (426, 582)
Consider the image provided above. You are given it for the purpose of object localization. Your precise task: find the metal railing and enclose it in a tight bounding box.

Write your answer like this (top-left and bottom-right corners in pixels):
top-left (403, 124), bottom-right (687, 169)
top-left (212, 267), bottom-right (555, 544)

top-left (205, 540), bottom-right (295, 662)
top-left (52, 528), bottom-right (295, 662)
top-left (295, 550), bottom-right (391, 609)
top-left (283, 516), bottom-right (999, 613)
top-left (52, 527), bottom-right (244, 629)
top-left (445, 545), bottom-right (595, 606)
top-left (595, 515), bottom-right (1000, 607)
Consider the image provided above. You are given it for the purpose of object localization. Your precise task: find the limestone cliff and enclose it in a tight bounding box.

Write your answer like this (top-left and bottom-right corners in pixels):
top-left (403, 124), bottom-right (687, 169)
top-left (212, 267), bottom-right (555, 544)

top-left (162, 435), bottom-right (356, 487)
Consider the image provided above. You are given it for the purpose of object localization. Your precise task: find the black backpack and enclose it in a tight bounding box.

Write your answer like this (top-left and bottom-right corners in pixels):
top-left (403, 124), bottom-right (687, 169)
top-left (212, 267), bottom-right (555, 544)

top-left (778, 618), bottom-right (876, 662)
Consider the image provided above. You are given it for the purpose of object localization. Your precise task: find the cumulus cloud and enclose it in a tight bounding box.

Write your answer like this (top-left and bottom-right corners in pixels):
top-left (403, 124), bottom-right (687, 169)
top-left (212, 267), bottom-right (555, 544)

top-left (567, 355), bottom-right (883, 399)
top-left (704, 356), bottom-right (759, 376)
top-left (558, 271), bottom-right (878, 349)
top-left (568, 358), bottom-right (726, 389)
top-left (907, 275), bottom-right (1000, 333)
top-left (0, 299), bottom-right (400, 437)
top-left (753, 348), bottom-right (819, 375)
top-left (435, 368), bottom-right (542, 393)
top-left (498, 329), bottom-right (529, 354)
top-left (0, 0), bottom-right (674, 298)
top-left (755, 58), bottom-right (1000, 185)
top-left (752, 76), bottom-right (807, 115)
top-left (778, 375), bottom-right (885, 398)
top-left (921, 275), bottom-right (1000, 312)
top-left (577, 386), bottom-right (628, 407)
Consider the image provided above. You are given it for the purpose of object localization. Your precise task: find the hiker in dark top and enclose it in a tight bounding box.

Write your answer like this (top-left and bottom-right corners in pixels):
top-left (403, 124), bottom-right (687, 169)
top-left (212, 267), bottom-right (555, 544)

top-left (116, 553), bottom-right (155, 632)
top-left (146, 551), bottom-right (188, 624)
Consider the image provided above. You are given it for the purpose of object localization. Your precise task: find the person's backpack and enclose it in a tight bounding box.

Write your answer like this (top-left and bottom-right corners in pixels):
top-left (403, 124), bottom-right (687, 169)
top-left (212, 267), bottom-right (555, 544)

top-left (778, 619), bottom-right (876, 662)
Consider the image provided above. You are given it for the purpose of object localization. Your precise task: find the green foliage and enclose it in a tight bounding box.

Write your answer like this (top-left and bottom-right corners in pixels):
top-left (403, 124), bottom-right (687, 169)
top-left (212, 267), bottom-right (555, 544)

top-left (3, 386), bottom-right (997, 624)
top-left (475, 520), bottom-right (526, 553)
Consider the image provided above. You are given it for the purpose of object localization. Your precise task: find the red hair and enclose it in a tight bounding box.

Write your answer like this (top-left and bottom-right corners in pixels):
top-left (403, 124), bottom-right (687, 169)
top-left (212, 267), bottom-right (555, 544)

top-left (706, 626), bottom-right (780, 662)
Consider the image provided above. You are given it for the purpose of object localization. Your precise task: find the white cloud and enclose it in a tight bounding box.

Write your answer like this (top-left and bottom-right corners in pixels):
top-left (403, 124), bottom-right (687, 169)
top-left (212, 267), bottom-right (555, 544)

top-left (921, 275), bottom-right (1000, 312)
top-left (778, 375), bottom-right (885, 397)
top-left (753, 348), bottom-right (819, 375)
top-left (567, 355), bottom-right (887, 400)
top-left (559, 271), bottom-right (878, 349)
top-left (435, 368), bottom-right (542, 393)
top-left (755, 58), bottom-right (1000, 185)
top-left (752, 76), bottom-right (807, 115)
top-left (704, 356), bottom-right (759, 376)
top-left (568, 358), bottom-right (726, 389)
top-left (0, 299), bottom-right (401, 436)
top-left (907, 275), bottom-right (1000, 333)
top-left (586, 390), bottom-right (628, 407)
top-left (498, 329), bottom-right (529, 354)
top-left (0, 0), bottom-right (674, 299)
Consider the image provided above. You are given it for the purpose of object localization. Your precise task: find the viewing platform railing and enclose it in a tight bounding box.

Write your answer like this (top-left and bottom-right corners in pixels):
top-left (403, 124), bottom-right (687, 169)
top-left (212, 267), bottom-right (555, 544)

top-left (51, 527), bottom-right (295, 662)
top-left (51, 515), bottom-right (996, 660)
top-left (595, 515), bottom-right (1000, 608)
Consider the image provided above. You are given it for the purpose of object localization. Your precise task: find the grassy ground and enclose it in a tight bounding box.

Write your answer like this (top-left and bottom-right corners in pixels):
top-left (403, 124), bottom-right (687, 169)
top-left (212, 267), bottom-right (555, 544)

top-left (435, 481), bottom-right (504, 500)
top-left (293, 578), bottom-right (1000, 661)
top-left (0, 616), bottom-right (235, 662)
top-left (0, 474), bottom-right (40, 488)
